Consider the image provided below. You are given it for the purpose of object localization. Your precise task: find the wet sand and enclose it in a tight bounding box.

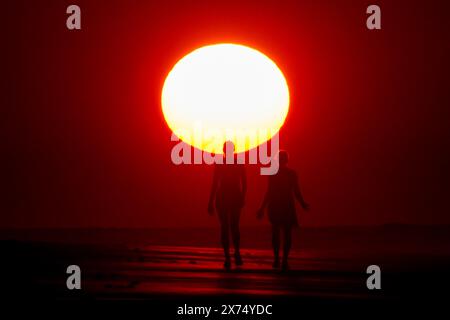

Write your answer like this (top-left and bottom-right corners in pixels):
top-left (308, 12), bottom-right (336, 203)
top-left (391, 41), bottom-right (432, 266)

top-left (1, 225), bottom-right (449, 312)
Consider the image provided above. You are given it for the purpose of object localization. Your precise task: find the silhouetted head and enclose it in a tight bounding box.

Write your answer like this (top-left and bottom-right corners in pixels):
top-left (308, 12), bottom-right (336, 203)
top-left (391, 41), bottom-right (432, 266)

top-left (278, 150), bottom-right (289, 167)
top-left (223, 141), bottom-right (235, 156)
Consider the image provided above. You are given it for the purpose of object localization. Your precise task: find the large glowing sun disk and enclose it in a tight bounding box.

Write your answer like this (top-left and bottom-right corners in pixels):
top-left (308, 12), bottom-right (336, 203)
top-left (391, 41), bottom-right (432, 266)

top-left (162, 43), bottom-right (290, 153)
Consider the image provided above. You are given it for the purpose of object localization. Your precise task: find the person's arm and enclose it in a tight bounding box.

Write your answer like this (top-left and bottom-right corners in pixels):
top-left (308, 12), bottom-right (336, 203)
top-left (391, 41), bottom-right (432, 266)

top-left (208, 166), bottom-right (219, 215)
top-left (257, 178), bottom-right (270, 219)
top-left (293, 171), bottom-right (310, 211)
top-left (240, 166), bottom-right (247, 207)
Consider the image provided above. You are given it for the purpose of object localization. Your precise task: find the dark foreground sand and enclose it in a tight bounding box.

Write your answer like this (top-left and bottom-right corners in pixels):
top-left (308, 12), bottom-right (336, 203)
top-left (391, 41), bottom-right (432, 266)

top-left (1, 226), bottom-right (449, 314)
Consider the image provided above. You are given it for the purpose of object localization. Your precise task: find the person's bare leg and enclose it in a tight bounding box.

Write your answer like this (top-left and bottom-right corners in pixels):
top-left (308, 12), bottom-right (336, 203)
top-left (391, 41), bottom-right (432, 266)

top-left (272, 225), bottom-right (281, 268)
top-left (219, 210), bottom-right (231, 269)
top-left (282, 226), bottom-right (292, 270)
top-left (230, 209), bottom-right (242, 265)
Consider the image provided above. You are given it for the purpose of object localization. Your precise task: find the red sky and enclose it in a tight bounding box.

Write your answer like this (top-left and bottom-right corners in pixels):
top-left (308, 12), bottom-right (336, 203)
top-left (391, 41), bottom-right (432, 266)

top-left (2, 0), bottom-right (449, 228)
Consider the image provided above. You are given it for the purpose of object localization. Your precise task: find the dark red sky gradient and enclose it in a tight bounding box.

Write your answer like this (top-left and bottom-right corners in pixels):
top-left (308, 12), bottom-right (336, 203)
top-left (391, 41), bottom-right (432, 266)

top-left (2, 0), bottom-right (449, 228)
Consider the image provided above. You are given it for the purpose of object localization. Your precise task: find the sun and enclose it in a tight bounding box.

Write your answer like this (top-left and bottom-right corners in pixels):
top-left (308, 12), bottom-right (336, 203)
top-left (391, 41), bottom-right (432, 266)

top-left (162, 43), bottom-right (290, 154)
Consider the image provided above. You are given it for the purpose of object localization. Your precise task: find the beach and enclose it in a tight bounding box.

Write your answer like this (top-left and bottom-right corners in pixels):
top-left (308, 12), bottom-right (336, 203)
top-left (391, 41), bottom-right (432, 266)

top-left (1, 225), bottom-right (449, 315)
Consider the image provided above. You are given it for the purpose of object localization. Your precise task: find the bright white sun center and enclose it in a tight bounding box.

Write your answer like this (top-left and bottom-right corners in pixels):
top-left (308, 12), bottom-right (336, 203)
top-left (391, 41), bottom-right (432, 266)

top-left (162, 43), bottom-right (290, 154)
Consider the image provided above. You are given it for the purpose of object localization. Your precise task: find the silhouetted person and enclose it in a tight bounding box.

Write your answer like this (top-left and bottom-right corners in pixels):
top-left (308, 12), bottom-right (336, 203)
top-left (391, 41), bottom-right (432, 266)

top-left (257, 150), bottom-right (309, 270)
top-left (208, 141), bottom-right (246, 269)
